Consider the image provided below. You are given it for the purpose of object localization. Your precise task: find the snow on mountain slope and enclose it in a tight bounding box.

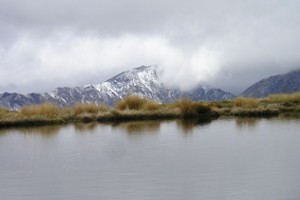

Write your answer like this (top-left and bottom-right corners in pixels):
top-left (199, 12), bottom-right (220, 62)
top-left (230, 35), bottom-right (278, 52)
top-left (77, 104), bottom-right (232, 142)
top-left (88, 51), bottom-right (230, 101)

top-left (0, 65), bottom-right (235, 109)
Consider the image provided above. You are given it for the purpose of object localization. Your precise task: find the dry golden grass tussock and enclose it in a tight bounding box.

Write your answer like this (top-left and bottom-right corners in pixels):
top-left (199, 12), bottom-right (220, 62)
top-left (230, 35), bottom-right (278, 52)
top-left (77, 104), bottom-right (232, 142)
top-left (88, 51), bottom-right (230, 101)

top-left (174, 98), bottom-right (194, 114)
top-left (114, 101), bottom-right (126, 110)
top-left (73, 103), bottom-right (108, 115)
top-left (174, 99), bottom-right (212, 116)
top-left (0, 107), bottom-right (10, 115)
top-left (266, 93), bottom-right (300, 103)
top-left (233, 97), bottom-right (259, 108)
top-left (20, 103), bottom-right (60, 118)
top-left (142, 100), bottom-right (161, 111)
top-left (115, 95), bottom-right (147, 110)
top-left (0, 107), bottom-right (16, 120)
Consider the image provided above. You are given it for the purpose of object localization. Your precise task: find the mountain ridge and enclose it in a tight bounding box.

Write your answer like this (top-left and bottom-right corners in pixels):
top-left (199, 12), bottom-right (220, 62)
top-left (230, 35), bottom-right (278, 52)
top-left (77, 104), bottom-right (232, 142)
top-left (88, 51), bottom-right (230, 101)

top-left (241, 69), bottom-right (300, 97)
top-left (0, 65), bottom-right (235, 110)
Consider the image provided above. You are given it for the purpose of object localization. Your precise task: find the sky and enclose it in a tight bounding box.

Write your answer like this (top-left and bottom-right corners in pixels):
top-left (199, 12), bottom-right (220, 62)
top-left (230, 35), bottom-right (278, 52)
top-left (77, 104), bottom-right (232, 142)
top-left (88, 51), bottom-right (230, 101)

top-left (0, 0), bottom-right (299, 95)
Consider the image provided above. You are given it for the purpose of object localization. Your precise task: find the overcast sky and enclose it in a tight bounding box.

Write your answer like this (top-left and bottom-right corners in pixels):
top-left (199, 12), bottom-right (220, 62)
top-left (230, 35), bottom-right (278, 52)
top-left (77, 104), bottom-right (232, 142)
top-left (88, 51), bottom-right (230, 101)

top-left (0, 0), bottom-right (299, 94)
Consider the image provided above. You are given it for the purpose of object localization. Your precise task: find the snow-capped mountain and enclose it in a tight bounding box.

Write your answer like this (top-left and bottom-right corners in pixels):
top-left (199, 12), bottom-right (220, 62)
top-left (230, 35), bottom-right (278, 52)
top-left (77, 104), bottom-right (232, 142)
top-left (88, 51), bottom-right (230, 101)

top-left (0, 65), bottom-right (235, 109)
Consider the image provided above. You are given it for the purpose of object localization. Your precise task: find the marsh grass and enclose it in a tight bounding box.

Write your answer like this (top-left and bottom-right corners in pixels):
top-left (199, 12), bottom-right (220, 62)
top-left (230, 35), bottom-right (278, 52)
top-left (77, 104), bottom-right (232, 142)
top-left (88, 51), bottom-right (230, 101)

top-left (0, 107), bottom-right (10, 117)
top-left (173, 99), bottom-right (215, 118)
top-left (208, 100), bottom-right (234, 109)
top-left (143, 100), bottom-right (161, 111)
top-left (231, 107), bottom-right (279, 117)
top-left (98, 109), bottom-right (179, 122)
top-left (233, 97), bottom-right (260, 108)
top-left (1, 92), bottom-right (300, 128)
top-left (265, 93), bottom-right (300, 104)
top-left (213, 93), bottom-right (300, 117)
top-left (114, 95), bottom-right (162, 111)
top-left (115, 95), bottom-right (147, 110)
top-left (174, 99), bottom-right (194, 114)
top-left (73, 103), bottom-right (108, 115)
top-left (20, 103), bottom-right (61, 118)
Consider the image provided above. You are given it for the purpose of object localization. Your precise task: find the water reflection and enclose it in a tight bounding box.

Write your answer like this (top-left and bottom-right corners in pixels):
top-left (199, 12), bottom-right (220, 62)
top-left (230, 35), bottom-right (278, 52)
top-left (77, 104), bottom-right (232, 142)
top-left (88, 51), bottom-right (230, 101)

top-left (176, 119), bottom-right (212, 133)
top-left (110, 119), bottom-right (214, 134)
top-left (0, 125), bottom-right (62, 137)
top-left (111, 120), bottom-right (161, 134)
top-left (1, 118), bottom-right (300, 200)
top-left (0, 119), bottom-right (215, 137)
top-left (235, 118), bottom-right (259, 129)
top-left (73, 122), bottom-right (98, 132)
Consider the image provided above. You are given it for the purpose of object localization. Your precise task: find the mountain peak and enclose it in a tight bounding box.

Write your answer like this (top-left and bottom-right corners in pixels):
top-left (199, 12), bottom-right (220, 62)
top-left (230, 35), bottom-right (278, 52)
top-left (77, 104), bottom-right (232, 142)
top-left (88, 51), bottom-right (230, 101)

top-left (0, 65), bottom-right (235, 109)
top-left (133, 65), bottom-right (157, 71)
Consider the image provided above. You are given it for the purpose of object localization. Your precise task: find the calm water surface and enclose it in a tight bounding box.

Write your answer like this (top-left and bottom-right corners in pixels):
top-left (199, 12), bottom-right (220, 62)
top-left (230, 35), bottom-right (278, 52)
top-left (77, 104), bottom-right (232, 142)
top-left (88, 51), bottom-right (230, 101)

top-left (0, 118), bottom-right (300, 200)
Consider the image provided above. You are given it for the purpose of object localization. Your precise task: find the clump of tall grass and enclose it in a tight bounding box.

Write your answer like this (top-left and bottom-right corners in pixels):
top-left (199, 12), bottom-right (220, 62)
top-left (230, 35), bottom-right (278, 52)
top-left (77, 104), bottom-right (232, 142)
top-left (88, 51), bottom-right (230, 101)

top-left (174, 99), bottom-right (194, 114)
top-left (265, 93), bottom-right (300, 103)
top-left (115, 95), bottom-right (148, 110)
top-left (232, 108), bottom-right (279, 117)
top-left (192, 102), bottom-right (212, 114)
top-left (20, 103), bottom-right (61, 118)
top-left (73, 103), bottom-right (108, 115)
top-left (143, 100), bottom-right (161, 111)
top-left (174, 99), bottom-right (212, 117)
top-left (0, 107), bottom-right (13, 119)
top-left (233, 97), bottom-right (259, 108)
top-left (0, 107), bottom-right (9, 115)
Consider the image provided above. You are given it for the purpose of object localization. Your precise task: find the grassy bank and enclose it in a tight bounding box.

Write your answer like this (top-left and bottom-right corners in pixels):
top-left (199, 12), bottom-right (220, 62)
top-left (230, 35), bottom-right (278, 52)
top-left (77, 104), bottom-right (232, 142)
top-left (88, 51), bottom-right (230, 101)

top-left (1, 93), bottom-right (300, 128)
top-left (0, 96), bottom-right (219, 128)
top-left (209, 93), bottom-right (300, 118)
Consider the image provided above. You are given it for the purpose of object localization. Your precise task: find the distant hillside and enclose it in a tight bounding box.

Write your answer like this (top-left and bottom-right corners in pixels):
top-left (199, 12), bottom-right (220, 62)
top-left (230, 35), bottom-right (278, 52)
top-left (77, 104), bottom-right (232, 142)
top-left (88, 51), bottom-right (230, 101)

top-left (241, 69), bottom-right (300, 98)
top-left (0, 66), bottom-right (235, 110)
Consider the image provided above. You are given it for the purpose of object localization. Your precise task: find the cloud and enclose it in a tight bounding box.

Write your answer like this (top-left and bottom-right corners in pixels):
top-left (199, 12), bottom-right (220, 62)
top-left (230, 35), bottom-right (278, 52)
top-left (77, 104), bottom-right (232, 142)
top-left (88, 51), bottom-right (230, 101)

top-left (0, 32), bottom-right (224, 92)
top-left (159, 47), bottom-right (222, 90)
top-left (0, 0), bottom-right (300, 94)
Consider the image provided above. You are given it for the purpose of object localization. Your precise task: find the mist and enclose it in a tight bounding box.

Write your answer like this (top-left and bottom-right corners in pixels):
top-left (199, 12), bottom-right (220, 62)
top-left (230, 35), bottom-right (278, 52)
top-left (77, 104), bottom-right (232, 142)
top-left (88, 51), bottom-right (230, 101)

top-left (0, 0), bottom-right (299, 94)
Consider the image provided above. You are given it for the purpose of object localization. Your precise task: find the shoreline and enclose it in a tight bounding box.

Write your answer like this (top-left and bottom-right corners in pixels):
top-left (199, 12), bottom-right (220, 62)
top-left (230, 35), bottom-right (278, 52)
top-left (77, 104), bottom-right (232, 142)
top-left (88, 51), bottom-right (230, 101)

top-left (0, 109), bottom-right (219, 128)
top-left (0, 108), bottom-right (298, 129)
top-left (0, 93), bottom-right (299, 128)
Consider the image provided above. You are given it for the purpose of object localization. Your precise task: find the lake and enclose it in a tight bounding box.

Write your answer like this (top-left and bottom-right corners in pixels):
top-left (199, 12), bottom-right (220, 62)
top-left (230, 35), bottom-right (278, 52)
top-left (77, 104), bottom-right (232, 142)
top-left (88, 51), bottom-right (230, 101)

top-left (0, 118), bottom-right (300, 200)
